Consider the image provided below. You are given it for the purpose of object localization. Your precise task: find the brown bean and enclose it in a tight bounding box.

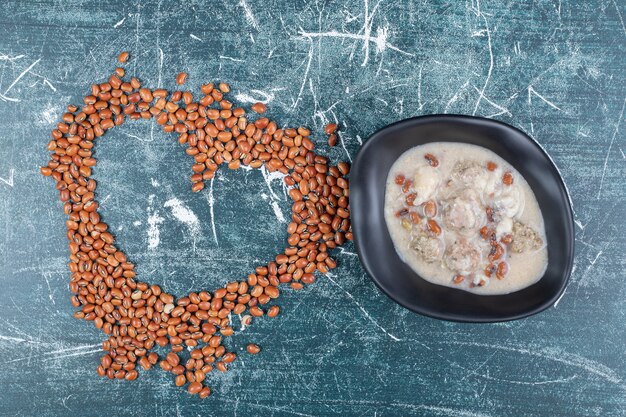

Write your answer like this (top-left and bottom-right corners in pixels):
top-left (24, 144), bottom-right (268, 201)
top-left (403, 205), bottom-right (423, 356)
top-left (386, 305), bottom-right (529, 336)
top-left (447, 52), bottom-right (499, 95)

top-left (496, 262), bottom-right (509, 279)
top-left (427, 219), bottom-right (441, 236)
top-left (188, 381), bottom-right (202, 394)
top-left (250, 306), bottom-right (263, 317)
top-left (117, 52), bottom-right (129, 63)
top-left (424, 153), bottom-right (439, 167)
top-left (199, 386), bottom-right (211, 398)
top-left (423, 200), bottom-right (437, 217)
top-left (166, 352), bottom-right (180, 366)
top-left (267, 305), bottom-right (280, 318)
top-left (175, 374), bottom-right (186, 387)
top-left (251, 102), bottom-right (266, 113)
top-left (324, 123), bottom-right (338, 134)
top-left (246, 344), bottom-right (261, 355)
top-left (176, 72), bottom-right (187, 85)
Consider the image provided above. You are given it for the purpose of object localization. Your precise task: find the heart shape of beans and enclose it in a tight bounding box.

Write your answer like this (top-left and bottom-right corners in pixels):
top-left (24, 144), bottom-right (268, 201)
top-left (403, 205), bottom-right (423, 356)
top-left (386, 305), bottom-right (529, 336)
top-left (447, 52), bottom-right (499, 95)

top-left (40, 54), bottom-right (352, 398)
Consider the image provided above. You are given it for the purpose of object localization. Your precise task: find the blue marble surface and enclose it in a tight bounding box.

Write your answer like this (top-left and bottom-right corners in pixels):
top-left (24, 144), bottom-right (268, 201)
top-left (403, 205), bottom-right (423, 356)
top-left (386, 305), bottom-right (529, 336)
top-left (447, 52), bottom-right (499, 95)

top-left (0, 0), bottom-right (624, 416)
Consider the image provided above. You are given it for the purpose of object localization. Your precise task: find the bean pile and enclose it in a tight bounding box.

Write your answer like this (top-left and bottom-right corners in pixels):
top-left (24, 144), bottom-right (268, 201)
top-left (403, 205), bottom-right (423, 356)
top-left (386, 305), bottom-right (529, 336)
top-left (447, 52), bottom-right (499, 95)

top-left (40, 52), bottom-right (352, 398)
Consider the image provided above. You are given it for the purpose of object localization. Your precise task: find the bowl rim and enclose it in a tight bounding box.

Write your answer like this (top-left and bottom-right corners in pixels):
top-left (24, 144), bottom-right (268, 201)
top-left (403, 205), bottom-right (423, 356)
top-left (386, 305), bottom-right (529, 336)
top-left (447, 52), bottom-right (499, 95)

top-left (351, 114), bottom-right (575, 323)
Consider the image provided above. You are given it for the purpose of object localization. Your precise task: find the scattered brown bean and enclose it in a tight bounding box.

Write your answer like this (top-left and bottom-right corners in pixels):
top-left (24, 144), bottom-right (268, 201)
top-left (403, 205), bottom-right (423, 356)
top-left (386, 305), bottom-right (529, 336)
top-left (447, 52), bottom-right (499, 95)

top-left (324, 123), bottom-right (337, 135)
top-left (246, 344), bottom-right (261, 355)
top-left (117, 51), bottom-right (129, 63)
top-left (176, 72), bottom-right (187, 85)
top-left (502, 171), bottom-right (513, 185)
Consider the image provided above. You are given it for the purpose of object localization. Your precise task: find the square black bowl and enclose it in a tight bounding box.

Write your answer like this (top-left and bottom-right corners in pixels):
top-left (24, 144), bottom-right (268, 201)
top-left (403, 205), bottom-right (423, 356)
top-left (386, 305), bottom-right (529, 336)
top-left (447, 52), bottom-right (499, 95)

top-left (350, 115), bottom-right (575, 322)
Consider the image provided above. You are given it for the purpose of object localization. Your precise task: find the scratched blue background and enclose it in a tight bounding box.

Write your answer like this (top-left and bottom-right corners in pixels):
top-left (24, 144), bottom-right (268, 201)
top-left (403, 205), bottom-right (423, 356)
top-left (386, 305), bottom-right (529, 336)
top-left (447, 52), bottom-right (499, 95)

top-left (0, 0), bottom-right (625, 416)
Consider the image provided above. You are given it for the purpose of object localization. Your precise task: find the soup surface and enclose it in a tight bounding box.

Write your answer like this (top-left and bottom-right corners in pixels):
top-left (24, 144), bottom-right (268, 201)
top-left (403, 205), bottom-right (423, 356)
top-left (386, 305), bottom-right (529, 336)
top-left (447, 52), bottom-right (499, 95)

top-left (384, 142), bottom-right (548, 295)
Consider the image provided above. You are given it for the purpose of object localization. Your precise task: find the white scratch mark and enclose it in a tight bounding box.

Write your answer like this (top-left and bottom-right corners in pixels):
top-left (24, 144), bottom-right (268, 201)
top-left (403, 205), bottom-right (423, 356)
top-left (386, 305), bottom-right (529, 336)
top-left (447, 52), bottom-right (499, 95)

top-left (578, 250), bottom-right (604, 286)
top-left (61, 395), bottom-right (72, 411)
top-left (0, 92), bottom-right (20, 102)
top-left (260, 166), bottom-right (287, 200)
top-left (43, 343), bottom-right (101, 357)
top-left (122, 131), bottom-right (153, 143)
top-left (338, 247), bottom-right (358, 257)
top-left (472, 14), bottom-right (492, 116)
top-left (164, 198), bottom-right (200, 238)
top-left (113, 17), bottom-right (126, 28)
top-left (234, 89), bottom-right (275, 104)
top-left (326, 274), bottom-right (401, 341)
top-left (157, 47), bottom-right (164, 88)
top-left (339, 133), bottom-right (352, 162)
top-left (43, 273), bottom-right (55, 305)
top-left (0, 53), bottom-right (24, 61)
top-left (446, 341), bottom-right (622, 385)
top-left (444, 80), bottom-right (470, 113)
top-left (221, 399), bottom-right (316, 417)
top-left (417, 63), bottom-right (426, 110)
top-left (189, 33), bottom-right (203, 41)
top-left (472, 85), bottom-right (511, 117)
top-left (553, 287), bottom-right (567, 308)
top-left (40, 348), bottom-right (103, 362)
top-left (612, 0), bottom-right (626, 37)
top-left (3, 58), bottom-right (41, 97)
top-left (260, 167), bottom-right (288, 222)
top-left (238, 0), bottom-right (259, 30)
top-left (43, 78), bottom-right (56, 92)
top-left (7, 343), bottom-right (102, 364)
top-left (295, 27), bottom-right (414, 60)
top-left (0, 335), bottom-right (40, 344)
top-left (0, 168), bottom-right (15, 187)
top-left (147, 195), bottom-right (164, 250)
top-left (597, 96), bottom-right (626, 199)
top-left (291, 38), bottom-right (314, 111)
top-left (219, 55), bottom-right (245, 62)
top-left (207, 177), bottom-right (219, 246)
top-left (270, 201), bottom-right (286, 223)
top-left (528, 85), bottom-right (562, 111)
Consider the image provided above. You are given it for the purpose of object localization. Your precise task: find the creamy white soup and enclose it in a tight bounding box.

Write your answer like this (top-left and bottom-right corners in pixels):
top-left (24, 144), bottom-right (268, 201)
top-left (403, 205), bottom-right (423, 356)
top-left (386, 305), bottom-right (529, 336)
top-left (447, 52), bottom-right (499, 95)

top-left (384, 142), bottom-right (548, 295)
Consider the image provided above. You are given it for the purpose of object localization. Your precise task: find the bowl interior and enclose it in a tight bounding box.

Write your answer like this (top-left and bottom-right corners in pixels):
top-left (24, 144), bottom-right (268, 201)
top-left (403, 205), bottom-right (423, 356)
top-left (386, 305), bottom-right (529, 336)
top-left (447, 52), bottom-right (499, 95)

top-left (351, 115), bottom-right (574, 322)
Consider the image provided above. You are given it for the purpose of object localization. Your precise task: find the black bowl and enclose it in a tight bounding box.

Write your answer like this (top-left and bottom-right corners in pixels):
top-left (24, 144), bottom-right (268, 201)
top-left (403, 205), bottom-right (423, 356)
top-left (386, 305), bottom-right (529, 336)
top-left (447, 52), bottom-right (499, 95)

top-left (351, 115), bottom-right (574, 322)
